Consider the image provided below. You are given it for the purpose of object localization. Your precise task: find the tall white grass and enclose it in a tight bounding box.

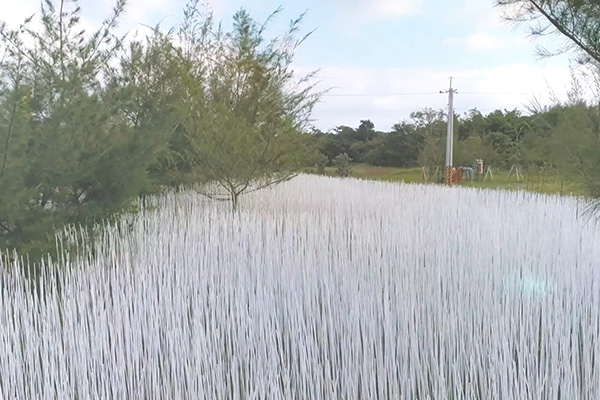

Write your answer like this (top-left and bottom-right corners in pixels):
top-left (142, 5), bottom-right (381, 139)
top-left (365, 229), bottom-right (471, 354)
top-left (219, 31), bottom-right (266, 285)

top-left (1, 175), bottom-right (599, 399)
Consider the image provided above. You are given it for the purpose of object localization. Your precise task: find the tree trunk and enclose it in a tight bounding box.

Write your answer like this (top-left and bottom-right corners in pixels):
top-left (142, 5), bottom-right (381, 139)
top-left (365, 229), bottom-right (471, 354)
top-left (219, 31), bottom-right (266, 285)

top-left (231, 192), bottom-right (239, 212)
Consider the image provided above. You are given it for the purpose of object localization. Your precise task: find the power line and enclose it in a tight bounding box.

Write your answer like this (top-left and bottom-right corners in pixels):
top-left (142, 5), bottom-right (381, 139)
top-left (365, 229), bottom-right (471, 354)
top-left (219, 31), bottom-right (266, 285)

top-left (310, 107), bottom-right (523, 114)
top-left (322, 92), bottom-right (440, 97)
top-left (460, 91), bottom-right (532, 95)
top-left (316, 76), bottom-right (446, 80)
top-left (313, 75), bottom-right (541, 82)
top-left (314, 75), bottom-right (516, 80)
top-left (322, 91), bottom-right (539, 97)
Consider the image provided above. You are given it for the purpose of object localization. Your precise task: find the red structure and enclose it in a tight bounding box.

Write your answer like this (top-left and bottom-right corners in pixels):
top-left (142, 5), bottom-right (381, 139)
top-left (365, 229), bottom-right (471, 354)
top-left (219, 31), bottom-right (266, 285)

top-left (476, 159), bottom-right (484, 175)
top-left (455, 167), bottom-right (463, 183)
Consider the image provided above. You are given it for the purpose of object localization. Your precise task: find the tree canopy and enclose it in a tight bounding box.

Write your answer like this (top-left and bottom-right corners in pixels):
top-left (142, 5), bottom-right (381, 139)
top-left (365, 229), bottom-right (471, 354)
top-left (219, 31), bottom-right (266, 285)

top-left (497, 0), bottom-right (600, 63)
top-left (0, 0), bottom-right (320, 257)
top-left (496, 0), bottom-right (600, 212)
top-left (173, 5), bottom-right (320, 209)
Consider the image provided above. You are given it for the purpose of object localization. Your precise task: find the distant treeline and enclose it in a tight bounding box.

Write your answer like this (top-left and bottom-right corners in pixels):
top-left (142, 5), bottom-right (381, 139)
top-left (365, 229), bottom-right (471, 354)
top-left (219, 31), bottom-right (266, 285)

top-left (306, 103), bottom-right (600, 192)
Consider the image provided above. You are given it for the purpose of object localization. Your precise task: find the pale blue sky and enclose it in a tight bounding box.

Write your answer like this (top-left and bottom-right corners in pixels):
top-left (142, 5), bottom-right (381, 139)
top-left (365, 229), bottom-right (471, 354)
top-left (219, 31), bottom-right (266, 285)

top-left (9, 0), bottom-right (580, 131)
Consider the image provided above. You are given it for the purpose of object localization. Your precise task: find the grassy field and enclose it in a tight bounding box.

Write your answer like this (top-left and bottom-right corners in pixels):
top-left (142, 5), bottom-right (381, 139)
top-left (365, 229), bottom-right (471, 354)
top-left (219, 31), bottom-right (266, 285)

top-left (3, 176), bottom-right (599, 398)
top-left (324, 164), bottom-right (586, 196)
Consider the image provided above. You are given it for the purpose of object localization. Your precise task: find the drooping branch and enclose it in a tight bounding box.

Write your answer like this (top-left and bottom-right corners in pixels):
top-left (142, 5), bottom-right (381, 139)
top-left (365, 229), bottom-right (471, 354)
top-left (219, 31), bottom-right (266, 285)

top-left (498, 0), bottom-right (600, 63)
top-left (529, 0), bottom-right (600, 63)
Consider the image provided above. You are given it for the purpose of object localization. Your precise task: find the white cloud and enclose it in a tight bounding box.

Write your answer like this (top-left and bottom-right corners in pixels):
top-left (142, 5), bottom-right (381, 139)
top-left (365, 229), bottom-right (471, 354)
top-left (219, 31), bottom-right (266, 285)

top-left (448, 0), bottom-right (507, 29)
top-left (445, 32), bottom-right (521, 52)
top-left (1, 2), bottom-right (38, 28)
top-left (124, 0), bottom-right (174, 22)
top-left (1, 1), bottom-right (209, 35)
top-left (333, 0), bottom-right (422, 22)
top-left (445, 0), bottom-right (540, 49)
top-left (367, 0), bottom-right (421, 18)
top-left (296, 62), bottom-right (576, 131)
top-left (466, 32), bottom-right (504, 51)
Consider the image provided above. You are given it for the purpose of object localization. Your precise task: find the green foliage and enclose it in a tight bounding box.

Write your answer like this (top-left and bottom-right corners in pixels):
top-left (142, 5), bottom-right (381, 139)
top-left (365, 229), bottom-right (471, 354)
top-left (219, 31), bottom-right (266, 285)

top-left (0, 0), bottom-right (323, 257)
top-left (173, 4), bottom-right (320, 210)
top-left (455, 136), bottom-right (493, 167)
top-left (497, 0), bottom-right (600, 214)
top-left (313, 152), bottom-right (329, 175)
top-left (313, 98), bottom-right (599, 208)
top-left (354, 119), bottom-right (377, 141)
top-left (0, 0), bottom-right (141, 257)
top-left (2, 0), bottom-right (600, 259)
top-left (497, 0), bottom-right (600, 63)
top-left (107, 30), bottom-right (184, 188)
top-left (333, 153), bottom-right (352, 177)
top-left (348, 140), bottom-right (377, 163)
top-left (316, 133), bottom-right (348, 162)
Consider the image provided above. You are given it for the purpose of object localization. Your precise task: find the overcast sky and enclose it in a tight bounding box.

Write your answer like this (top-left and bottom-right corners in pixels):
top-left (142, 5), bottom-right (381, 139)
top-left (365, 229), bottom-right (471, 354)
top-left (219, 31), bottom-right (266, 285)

top-left (6, 0), bottom-right (581, 131)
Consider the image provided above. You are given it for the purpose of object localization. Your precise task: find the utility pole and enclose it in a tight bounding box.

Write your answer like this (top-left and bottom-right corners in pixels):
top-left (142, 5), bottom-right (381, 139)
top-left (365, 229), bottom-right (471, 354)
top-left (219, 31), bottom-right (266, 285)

top-left (440, 77), bottom-right (457, 186)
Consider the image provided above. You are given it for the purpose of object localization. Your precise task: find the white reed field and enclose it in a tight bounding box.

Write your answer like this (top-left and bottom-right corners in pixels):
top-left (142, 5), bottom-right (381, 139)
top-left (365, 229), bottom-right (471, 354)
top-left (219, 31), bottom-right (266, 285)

top-left (1, 175), bottom-right (599, 399)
